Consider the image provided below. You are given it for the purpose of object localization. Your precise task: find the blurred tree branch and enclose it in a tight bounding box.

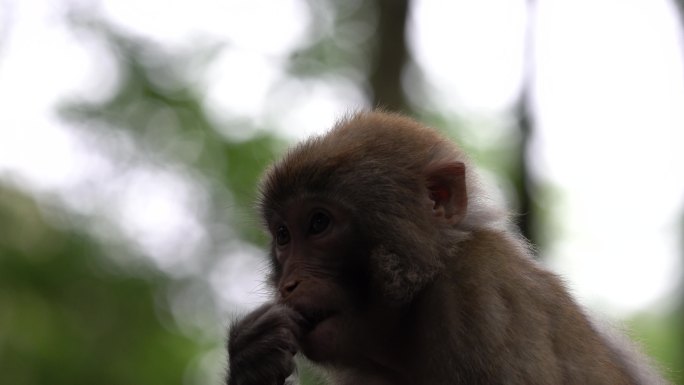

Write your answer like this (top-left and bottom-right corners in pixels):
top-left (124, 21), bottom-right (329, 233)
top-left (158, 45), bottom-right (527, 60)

top-left (369, 0), bottom-right (410, 112)
top-left (513, 0), bottom-right (537, 244)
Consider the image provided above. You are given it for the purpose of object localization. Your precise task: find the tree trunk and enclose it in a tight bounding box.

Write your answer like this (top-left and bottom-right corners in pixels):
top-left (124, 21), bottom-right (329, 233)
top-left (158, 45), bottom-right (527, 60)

top-left (512, 0), bottom-right (536, 243)
top-left (369, 0), bottom-right (410, 112)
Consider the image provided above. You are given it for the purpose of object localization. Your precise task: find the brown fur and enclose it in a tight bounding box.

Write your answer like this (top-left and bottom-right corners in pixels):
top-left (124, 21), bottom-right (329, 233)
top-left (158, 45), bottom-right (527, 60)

top-left (226, 111), bottom-right (669, 385)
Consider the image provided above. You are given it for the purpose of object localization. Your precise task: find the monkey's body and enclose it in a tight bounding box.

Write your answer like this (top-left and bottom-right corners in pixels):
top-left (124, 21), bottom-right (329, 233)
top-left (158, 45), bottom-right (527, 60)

top-left (388, 229), bottom-right (641, 385)
top-left (226, 112), bottom-right (668, 385)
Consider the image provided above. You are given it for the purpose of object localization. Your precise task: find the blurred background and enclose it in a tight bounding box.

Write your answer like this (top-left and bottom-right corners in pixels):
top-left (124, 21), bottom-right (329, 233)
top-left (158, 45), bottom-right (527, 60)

top-left (0, 0), bottom-right (683, 384)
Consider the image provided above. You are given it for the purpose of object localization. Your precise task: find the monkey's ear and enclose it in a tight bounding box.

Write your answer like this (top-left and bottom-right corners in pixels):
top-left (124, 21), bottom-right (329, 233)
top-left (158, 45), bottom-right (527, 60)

top-left (426, 162), bottom-right (467, 225)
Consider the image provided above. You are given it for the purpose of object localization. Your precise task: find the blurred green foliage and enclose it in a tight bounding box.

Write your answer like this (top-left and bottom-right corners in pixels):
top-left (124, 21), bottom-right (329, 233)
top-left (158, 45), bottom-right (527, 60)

top-left (0, 12), bottom-right (286, 385)
top-left (628, 312), bottom-right (684, 384)
top-left (60, 17), bottom-right (285, 244)
top-left (0, 186), bottom-right (204, 385)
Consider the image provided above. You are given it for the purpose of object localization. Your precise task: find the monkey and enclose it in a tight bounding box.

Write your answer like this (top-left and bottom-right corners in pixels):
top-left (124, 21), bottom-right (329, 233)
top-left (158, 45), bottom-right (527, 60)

top-left (226, 111), bottom-right (669, 385)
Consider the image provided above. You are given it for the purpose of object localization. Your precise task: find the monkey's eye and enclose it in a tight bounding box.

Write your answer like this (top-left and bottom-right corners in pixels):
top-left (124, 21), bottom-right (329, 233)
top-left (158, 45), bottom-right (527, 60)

top-left (309, 212), bottom-right (330, 235)
top-left (275, 225), bottom-right (290, 246)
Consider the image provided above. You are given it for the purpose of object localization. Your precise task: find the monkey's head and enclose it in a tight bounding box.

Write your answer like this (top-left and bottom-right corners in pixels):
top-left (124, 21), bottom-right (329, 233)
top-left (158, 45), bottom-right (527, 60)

top-left (257, 111), bottom-right (498, 364)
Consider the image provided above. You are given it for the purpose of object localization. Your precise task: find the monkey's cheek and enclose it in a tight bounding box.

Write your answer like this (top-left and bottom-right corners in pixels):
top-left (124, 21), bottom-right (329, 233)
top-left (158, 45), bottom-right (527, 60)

top-left (299, 317), bottom-right (341, 363)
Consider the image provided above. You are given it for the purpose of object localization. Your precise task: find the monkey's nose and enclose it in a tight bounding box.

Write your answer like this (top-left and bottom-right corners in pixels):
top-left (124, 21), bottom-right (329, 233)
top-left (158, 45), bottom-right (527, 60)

top-left (280, 279), bottom-right (300, 297)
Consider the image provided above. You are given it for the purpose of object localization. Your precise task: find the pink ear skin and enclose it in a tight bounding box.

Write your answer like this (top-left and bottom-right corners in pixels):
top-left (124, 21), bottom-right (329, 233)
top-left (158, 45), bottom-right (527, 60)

top-left (426, 162), bottom-right (468, 225)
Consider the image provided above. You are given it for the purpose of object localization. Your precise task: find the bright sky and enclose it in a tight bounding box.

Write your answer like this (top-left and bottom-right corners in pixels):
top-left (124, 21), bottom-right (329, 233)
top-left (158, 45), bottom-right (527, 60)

top-left (1, 0), bottom-right (683, 317)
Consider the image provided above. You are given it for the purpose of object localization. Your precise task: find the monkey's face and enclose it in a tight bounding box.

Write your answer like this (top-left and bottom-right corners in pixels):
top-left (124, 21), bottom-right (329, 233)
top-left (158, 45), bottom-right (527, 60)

top-left (266, 197), bottom-right (390, 364)
top-left (257, 113), bottom-right (471, 365)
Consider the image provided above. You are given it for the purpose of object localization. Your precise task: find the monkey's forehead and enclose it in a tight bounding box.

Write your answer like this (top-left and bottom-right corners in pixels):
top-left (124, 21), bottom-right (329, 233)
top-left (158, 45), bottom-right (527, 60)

top-left (258, 154), bottom-right (421, 216)
top-left (270, 112), bottom-right (456, 178)
top-left (257, 112), bottom-right (460, 220)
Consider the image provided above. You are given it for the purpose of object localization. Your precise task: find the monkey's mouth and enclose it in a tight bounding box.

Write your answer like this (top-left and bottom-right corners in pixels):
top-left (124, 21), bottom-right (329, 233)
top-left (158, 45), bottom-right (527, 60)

top-left (297, 308), bottom-right (336, 333)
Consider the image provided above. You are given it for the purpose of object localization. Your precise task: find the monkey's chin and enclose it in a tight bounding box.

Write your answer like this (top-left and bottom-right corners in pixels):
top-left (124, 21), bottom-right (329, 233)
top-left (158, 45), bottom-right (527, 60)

top-left (300, 316), bottom-right (342, 363)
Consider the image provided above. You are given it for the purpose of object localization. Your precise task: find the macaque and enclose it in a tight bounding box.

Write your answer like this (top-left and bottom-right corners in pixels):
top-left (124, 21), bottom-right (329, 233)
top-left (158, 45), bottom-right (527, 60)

top-left (226, 111), bottom-right (668, 385)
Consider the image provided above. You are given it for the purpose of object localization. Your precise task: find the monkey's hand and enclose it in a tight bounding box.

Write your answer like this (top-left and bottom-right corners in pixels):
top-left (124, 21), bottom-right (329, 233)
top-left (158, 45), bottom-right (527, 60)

top-left (227, 303), bottom-right (305, 385)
